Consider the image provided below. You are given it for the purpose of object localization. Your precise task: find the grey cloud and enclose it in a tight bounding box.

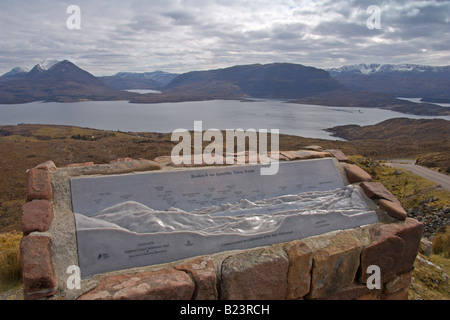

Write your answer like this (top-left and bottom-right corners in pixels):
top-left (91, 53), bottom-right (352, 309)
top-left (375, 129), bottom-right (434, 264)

top-left (0, 0), bottom-right (448, 76)
top-left (313, 20), bottom-right (381, 39)
top-left (163, 10), bottom-right (199, 26)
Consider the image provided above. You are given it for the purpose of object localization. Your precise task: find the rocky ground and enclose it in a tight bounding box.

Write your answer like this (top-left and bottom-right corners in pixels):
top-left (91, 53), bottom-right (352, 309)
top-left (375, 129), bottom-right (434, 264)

top-left (0, 286), bottom-right (22, 300)
top-left (407, 200), bottom-right (450, 238)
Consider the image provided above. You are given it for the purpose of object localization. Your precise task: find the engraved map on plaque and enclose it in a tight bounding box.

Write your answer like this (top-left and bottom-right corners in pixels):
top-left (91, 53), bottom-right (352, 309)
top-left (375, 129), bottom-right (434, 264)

top-left (71, 158), bottom-right (379, 278)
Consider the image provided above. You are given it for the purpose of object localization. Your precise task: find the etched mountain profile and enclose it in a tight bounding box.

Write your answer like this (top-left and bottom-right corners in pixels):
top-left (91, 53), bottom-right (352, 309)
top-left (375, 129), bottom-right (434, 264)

top-left (74, 185), bottom-right (375, 236)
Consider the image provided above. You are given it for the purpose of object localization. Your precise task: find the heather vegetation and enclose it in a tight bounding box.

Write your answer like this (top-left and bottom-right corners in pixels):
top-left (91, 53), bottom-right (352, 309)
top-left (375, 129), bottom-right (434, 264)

top-left (0, 232), bottom-right (22, 291)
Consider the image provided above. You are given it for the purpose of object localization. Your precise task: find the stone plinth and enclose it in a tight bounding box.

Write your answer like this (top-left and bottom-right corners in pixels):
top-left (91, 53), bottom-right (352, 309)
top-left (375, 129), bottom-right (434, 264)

top-left (19, 149), bottom-right (423, 300)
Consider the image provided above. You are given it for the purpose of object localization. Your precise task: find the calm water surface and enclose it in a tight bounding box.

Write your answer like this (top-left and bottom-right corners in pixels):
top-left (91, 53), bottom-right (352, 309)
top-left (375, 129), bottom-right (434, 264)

top-left (1, 99), bottom-right (449, 140)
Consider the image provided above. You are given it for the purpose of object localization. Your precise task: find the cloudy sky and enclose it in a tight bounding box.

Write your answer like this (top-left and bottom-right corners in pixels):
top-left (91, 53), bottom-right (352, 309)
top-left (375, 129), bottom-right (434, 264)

top-left (0, 0), bottom-right (449, 75)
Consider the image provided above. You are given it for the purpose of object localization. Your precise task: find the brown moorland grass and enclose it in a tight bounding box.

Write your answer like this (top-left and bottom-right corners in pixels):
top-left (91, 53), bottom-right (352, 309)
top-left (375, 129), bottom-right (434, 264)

top-left (0, 231), bottom-right (22, 291)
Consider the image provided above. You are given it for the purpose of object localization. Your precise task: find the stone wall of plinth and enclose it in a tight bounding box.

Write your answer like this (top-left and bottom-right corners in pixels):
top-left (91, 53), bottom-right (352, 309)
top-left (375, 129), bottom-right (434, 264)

top-left (19, 148), bottom-right (423, 300)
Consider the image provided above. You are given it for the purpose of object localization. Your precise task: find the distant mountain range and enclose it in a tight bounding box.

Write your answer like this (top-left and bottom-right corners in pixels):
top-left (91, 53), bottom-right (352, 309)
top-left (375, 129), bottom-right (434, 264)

top-left (328, 63), bottom-right (450, 103)
top-left (0, 66), bottom-right (30, 80)
top-left (0, 60), bottom-right (136, 103)
top-left (166, 63), bottom-right (343, 99)
top-left (328, 63), bottom-right (450, 75)
top-left (0, 60), bottom-right (449, 116)
top-left (98, 71), bottom-right (179, 90)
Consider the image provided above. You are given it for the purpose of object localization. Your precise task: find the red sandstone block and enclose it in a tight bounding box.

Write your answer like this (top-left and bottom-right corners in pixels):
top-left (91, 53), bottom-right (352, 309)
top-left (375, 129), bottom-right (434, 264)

top-left (109, 157), bottom-right (133, 163)
top-left (67, 159), bottom-right (162, 176)
top-left (34, 161), bottom-right (57, 171)
top-left (21, 200), bottom-right (54, 235)
top-left (326, 149), bottom-right (349, 163)
top-left (383, 272), bottom-right (412, 296)
top-left (153, 156), bottom-right (173, 164)
top-left (343, 164), bottom-right (372, 184)
top-left (219, 248), bottom-right (289, 300)
top-left (284, 241), bottom-right (313, 300)
top-left (79, 269), bottom-right (195, 300)
top-left (20, 235), bottom-right (57, 300)
top-left (322, 282), bottom-right (380, 300)
top-left (306, 232), bottom-right (362, 299)
top-left (382, 287), bottom-right (409, 300)
top-left (280, 150), bottom-right (331, 161)
top-left (359, 219), bottom-right (424, 284)
top-left (26, 168), bottom-right (52, 201)
top-left (357, 290), bottom-right (382, 300)
top-left (66, 162), bottom-right (95, 167)
top-left (394, 219), bottom-right (425, 268)
top-left (379, 199), bottom-right (407, 221)
top-left (303, 145), bottom-right (323, 151)
top-left (360, 182), bottom-right (401, 204)
top-left (175, 256), bottom-right (218, 300)
top-left (268, 151), bottom-right (288, 161)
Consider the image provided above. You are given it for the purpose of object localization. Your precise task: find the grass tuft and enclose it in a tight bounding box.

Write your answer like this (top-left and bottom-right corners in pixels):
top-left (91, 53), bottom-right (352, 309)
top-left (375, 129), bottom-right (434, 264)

top-left (0, 231), bottom-right (22, 292)
top-left (433, 227), bottom-right (450, 258)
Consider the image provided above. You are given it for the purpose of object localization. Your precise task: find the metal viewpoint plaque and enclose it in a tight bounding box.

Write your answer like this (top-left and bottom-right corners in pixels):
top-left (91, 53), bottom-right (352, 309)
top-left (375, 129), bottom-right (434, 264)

top-left (71, 159), bottom-right (379, 278)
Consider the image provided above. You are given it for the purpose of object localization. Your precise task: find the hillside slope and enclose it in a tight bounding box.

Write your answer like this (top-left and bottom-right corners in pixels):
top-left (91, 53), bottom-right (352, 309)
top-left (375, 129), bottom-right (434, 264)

top-left (326, 118), bottom-right (450, 141)
top-left (164, 63), bottom-right (344, 99)
top-left (326, 118), bottom-right (450, 172)
top-left (328, 64), bottom-right (450, 103)
top-left (98, 71), bottom-right (179, 90)
top-left (0, 60), bottom-right (136, 103)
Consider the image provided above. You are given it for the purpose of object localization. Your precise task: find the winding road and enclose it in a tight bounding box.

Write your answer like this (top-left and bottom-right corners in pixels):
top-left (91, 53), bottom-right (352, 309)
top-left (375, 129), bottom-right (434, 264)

top-left (384, 159), bottom-right (450, 191)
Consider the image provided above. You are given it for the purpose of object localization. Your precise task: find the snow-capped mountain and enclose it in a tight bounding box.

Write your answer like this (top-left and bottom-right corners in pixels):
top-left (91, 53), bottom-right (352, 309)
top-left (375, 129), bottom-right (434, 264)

top-left (37, 59), bottom-right (60, 71)
top-left (3, 66), bottom-right (29, 76)
top-left (2, 60), bottom-right (67, 79)
top-left (327, 63), bottom-right (450, 102)
top-left (27, 60), bottom-right (63, 77)
top-left (328, 63), bottom-right (450, 76)
top-left (0, 66), bottom-right (29, 80)
top-left (0, 60), bottom-right (136, 103)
